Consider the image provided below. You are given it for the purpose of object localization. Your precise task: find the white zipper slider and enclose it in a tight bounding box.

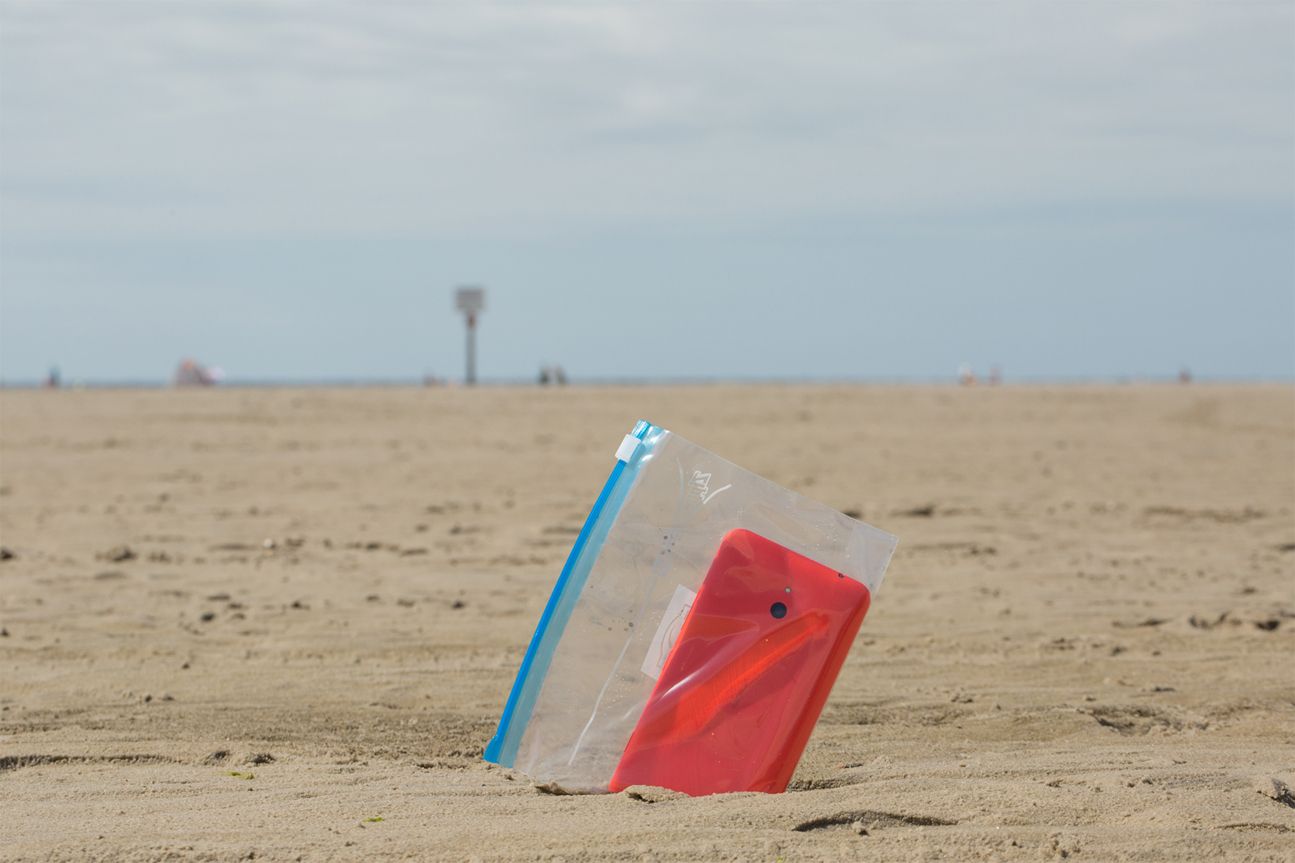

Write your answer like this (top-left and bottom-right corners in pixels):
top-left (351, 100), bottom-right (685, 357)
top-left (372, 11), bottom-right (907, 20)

top-left (614, 434), bottom-right (641, 462)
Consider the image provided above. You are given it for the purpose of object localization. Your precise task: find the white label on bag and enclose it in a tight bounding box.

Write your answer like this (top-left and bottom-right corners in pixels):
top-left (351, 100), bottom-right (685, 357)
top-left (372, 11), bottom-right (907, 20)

top-left (641, 584), bottom-right (697, 680)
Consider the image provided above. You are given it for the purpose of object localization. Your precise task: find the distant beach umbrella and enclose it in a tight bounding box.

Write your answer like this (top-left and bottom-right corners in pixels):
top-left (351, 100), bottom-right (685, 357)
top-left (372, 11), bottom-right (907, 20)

top-left (173, 359), bottom-right (217, 386)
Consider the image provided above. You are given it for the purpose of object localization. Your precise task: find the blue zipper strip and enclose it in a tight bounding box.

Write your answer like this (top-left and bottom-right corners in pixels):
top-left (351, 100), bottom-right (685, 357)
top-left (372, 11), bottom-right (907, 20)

top-left (484, 420), bottom-right (655, 766)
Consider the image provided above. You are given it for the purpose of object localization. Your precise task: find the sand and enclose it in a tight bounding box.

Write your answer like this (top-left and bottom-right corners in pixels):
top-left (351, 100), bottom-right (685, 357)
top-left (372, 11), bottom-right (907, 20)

top-left (0, 384), bottom-right (1292, 862)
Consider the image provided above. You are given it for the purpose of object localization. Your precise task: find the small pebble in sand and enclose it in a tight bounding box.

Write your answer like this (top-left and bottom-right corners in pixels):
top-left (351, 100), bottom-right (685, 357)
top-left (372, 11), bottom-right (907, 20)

top-left (1255, 776), bottom-right (1295, 808)
top-left (0, 547), bottom-right (15, 561)
top-left (99, 545), bottom-right (136, 562)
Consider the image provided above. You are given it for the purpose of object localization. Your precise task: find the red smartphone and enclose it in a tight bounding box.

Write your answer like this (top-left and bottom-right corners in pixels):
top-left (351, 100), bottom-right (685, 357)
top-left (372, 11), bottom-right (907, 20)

top-left (609, 528), bottom-right (871, 796)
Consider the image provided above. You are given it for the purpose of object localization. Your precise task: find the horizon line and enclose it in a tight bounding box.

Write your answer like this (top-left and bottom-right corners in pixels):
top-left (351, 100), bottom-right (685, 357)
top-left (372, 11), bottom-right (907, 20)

top-left (2, 373), bottom-right (1292, 390)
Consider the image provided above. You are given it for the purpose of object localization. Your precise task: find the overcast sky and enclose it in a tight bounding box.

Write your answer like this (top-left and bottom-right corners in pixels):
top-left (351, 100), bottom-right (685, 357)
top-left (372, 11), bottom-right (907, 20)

top-left (1, 2), bottom-right (1291, 383)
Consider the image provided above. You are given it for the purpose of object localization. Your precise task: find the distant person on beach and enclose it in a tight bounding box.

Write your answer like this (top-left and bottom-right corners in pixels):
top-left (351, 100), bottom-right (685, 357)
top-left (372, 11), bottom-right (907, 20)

top-left (43, 366), bottom-right (60, 389)
top-left (537, 364), bottom-right (568, 386)
top-left (1179, 367), bottom-right (1192, 384)
top-left (958, 363), bottom-right (977, 386)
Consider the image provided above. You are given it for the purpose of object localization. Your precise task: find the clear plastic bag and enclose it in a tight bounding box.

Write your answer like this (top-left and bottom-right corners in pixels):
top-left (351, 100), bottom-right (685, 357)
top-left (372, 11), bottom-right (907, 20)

top-left (484, 420), bottom-right (897, 795)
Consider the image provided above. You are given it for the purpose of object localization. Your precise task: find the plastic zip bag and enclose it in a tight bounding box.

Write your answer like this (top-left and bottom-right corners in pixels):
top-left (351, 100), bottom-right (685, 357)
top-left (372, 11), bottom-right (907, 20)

top-left (484, 420), bottom-right (897, 795)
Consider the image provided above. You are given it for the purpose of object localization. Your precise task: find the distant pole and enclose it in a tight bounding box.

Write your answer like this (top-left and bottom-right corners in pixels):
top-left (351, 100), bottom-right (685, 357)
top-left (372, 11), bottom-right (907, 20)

top-left (454, 287), bottom-right (486, 386)
top-left (465, 312), bottom-right (477, 385)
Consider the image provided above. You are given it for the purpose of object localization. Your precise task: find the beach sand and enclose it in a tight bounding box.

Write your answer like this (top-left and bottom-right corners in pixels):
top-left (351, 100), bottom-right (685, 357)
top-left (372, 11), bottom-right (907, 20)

top-left (1, 384), bottom-right (1292, 861)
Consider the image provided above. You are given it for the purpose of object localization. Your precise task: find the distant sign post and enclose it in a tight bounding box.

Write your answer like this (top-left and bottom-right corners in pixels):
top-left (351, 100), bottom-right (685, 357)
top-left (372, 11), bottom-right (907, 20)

top-left (455, 287), bottom-right (485, 386)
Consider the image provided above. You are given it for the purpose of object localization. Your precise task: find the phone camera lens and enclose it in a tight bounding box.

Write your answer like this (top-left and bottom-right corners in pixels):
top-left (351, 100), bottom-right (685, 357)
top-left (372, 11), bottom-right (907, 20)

top-left (770, 601), bottom-right (788, 619)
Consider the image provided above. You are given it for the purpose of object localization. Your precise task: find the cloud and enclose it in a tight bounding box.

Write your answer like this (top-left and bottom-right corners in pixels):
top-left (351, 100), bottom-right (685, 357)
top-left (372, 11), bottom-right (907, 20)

top-left (2, 1), bottom-right (1291, 238)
